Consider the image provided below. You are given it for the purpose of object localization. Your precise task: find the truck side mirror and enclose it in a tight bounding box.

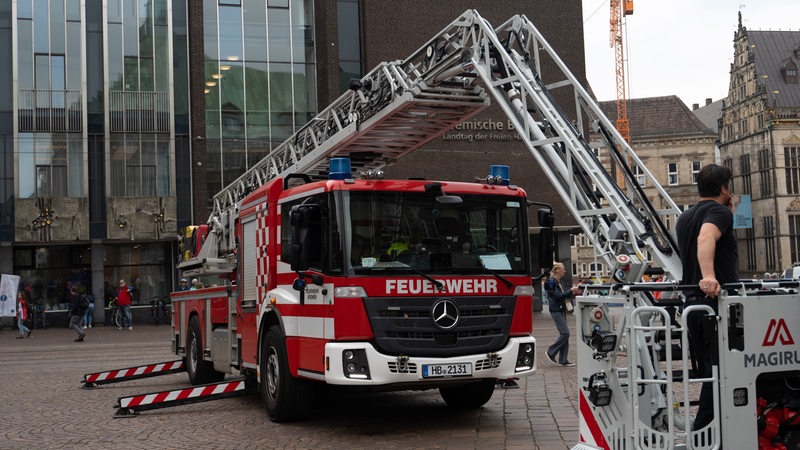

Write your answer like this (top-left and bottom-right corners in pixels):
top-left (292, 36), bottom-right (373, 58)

top-left (537, 208), bottom-right (555, 270)
top-left (290, 203), bottom-right (322, 272)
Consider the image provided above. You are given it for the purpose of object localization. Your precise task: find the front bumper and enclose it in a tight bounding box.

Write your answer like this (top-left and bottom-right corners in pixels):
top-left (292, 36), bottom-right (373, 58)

top-left (322, 336), bottom-right (536, 386)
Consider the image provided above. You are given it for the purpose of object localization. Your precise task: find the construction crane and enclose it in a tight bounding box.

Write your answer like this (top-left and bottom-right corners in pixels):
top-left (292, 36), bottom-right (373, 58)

top-left (610, 0), bottom-right (633, 187)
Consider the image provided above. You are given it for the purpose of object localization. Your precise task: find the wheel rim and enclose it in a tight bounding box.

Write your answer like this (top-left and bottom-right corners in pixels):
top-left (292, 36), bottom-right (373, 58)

top-left (189, 333), bottom-right (199, 374)
top-left (266, 347), bottom-right (279, 401)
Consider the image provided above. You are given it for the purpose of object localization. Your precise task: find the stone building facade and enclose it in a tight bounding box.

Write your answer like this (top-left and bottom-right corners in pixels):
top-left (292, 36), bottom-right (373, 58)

top-left (719, 13), bottom-right (800, 277)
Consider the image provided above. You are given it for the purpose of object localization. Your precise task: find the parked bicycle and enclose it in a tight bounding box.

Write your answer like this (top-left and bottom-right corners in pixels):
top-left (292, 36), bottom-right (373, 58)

top-left (147, 295), bottom-right (171, 326)
top-left (107, 297), bottom-right (122, 328)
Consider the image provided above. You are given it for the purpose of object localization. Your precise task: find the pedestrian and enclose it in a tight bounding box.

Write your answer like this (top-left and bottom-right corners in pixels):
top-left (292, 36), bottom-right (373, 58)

top-left (116, 279), bottom-right (133, 330)
top-left (543, 261), bottom-right (579, 366)
top-left (190, 278), bottom-right (203, 290)
top-left (68, 288), bottom-right (87, 342)
top-left (16, 291), bottom-right (32, 339)
top-left (675, 163), bottom-right (738, 432)
top-left (81, 291), bottom-right (95, 329)
top-left (177, 278), bottom-right (190, 291)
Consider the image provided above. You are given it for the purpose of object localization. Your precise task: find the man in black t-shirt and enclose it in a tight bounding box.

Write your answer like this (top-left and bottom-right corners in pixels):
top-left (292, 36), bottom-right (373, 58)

top-left (675, 163), bottom-right (738, 432)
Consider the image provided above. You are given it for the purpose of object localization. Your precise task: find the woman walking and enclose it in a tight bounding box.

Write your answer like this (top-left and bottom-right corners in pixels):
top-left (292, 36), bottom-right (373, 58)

top-left (544, 262), bottom-right (579, 366)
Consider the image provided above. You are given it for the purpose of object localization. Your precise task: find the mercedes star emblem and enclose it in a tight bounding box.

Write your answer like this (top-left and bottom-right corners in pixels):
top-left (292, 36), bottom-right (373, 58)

top-left (431, 299), bottom-right (459, 330)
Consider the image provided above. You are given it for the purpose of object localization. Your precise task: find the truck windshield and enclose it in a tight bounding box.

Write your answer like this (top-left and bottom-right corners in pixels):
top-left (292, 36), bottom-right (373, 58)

top-left (345, 191), bottom-right (528, 275)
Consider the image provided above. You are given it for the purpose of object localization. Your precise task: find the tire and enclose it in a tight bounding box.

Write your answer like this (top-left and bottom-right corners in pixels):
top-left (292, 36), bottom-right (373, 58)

top-left (113, 309), bottom-right (122, 328)
top-left (185, 316), bottom-right (225, 385)
top-left (260, 327), bottom-right (314, 422)
top-left (439, 379), bottom-right (497, 409)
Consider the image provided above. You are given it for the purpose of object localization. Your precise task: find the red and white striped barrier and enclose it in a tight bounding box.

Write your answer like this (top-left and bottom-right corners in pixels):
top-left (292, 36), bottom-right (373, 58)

top-left (82, 360), bottom-right (185, 388)
top-left (114, 379), bottom-right (254, 417)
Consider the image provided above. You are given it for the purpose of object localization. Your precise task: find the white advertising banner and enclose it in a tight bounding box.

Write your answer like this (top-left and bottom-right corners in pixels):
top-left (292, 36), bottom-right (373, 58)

top-left (0, 274), bottom-right (21, 317)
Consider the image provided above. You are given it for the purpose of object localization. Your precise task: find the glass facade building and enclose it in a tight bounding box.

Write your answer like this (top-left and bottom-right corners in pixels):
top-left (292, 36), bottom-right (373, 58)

top-left (2, 0), bottom-right (318, 319)
top-left (202, 0), bottom-right (316, 197)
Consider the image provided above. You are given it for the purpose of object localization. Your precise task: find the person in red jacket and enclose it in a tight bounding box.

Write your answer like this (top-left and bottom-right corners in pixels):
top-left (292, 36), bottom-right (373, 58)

top-left (116, 279), bottom-right (134, 330)
top-left (16, 291), bottom-right (31, 339)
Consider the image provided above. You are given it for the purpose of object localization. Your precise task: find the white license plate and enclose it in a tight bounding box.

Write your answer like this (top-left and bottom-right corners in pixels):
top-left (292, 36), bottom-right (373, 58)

top-left (422, 363), bottom-right (473, 378)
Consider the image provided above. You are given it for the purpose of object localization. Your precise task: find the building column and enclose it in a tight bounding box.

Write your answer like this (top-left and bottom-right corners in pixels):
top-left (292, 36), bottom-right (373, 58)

top-left (91, 241), bottom-right (105, 323)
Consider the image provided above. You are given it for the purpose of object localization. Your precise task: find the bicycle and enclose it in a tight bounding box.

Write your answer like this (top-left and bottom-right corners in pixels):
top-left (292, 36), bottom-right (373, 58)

top-left (107, 298), bottom-right (122, 328)
top-left (148, 295), bottom-right (171, 326)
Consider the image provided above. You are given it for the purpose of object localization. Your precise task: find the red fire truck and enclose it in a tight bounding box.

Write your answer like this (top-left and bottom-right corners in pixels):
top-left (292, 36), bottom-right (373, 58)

top-left (172, 160), bottom-right (538, 421)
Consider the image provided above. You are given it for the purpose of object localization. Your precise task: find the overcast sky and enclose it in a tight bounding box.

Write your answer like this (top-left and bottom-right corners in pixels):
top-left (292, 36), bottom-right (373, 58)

top-left (581, 0), bottom-right (800, 108)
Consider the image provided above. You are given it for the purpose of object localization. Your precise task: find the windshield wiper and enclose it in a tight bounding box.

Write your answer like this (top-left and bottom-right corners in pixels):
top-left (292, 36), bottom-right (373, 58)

top-left (478, 266), bottom-right (514, 289)
top-left (396, 262), bottom-right (445, 291)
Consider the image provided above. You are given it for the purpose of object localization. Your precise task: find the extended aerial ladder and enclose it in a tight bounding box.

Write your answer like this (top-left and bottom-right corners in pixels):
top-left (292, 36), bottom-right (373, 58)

top-left (181, 9), bottom-right (683, 286)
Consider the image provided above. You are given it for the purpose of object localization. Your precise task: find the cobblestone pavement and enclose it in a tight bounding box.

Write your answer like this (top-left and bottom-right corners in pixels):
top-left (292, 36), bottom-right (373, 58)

top-left (0, 311), bottom-right (580, 450)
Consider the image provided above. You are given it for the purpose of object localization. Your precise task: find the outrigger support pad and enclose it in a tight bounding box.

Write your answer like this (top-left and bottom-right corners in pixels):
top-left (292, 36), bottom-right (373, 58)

top-left (112, 378), bottom-right (255, 418)
top-left (82, 360), bottom-right (185, 388)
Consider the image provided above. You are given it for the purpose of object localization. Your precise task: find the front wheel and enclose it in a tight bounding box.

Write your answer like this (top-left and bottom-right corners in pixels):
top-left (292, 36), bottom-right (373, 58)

top-left (439, 379), bottom-right (497, 409)
top-left (185, 316), bottom-right (225, 385)
top-left (260, 327), bottom-right (313, 421)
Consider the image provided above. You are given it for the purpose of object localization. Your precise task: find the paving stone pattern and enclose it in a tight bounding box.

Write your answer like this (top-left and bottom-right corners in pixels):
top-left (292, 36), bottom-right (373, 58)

top-left (1, 311), bottom-right (580, 449)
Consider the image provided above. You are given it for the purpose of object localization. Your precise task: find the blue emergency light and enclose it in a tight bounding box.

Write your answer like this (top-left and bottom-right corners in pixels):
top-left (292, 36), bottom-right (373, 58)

top-left (329, 157), bottom-right (352, 180)
top-left (490, 165), bottom-right (510, 185)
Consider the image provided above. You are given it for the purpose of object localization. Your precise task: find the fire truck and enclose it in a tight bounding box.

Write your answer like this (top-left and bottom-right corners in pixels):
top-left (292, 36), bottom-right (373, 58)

top-left (101, 9), bottom-right (799, 447)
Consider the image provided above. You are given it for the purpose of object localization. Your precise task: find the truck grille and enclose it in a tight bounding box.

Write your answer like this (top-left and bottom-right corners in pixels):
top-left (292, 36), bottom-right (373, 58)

top-left (363, 296), bottom-right (515, 357)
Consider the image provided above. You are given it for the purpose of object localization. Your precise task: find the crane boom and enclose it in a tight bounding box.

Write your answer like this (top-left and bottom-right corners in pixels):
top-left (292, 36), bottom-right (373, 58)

top-left (183, 9), bottom-right (682, 285)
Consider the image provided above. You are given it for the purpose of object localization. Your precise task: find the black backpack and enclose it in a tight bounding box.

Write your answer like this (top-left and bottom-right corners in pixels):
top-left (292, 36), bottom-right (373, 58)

top-left (79, 294), bottom-right (90, 311)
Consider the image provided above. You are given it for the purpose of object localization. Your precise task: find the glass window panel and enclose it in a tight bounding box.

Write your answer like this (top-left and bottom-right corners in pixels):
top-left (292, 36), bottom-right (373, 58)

top-left (108, 24), bottom-right (124, 89)
top-left (337, 1), bottom-right (361, 62)
top-left (205, 140), bottom-right (222, 194)
top-left (339, 60), bottom-right (360, 94)
top-left (19, 136), bottom-right (35, 198)
top-left (66, 21), bottom-right (81, 90)
top-left (243, 0), bottom-right (267, 62)
top-left (203, 0), bottom-right (219, 58)
top-left (33, 0), bottom-right (49, 52)
top-left (220, 0), bottom-right (241, 5)
top-left (140, 137), bottom-right (155, 166)
top-left (154, 0), bottom-right (168, 26)
top-left (218, 5), bottom-right (242, 63)
top-left (36, 165), bottom-right (52, 196)
top-left (108, 0), bottom-right (122, 22)
top-left (142, 165), bottom-right (156, 196)
top-left (109, 136), bottom-right (127, 196)
top-left (50, 0), bottom-right (65, 53)
top-left (244, 61), bottom-right (268, 108)
top-left (19, 0), bottom-right (33, 19)
top-left (291, 0), bottom-right (313, 63)
top-left (49, 55), bottom-right (65, 109)
top-left (221, 141), bottom-right (246, 186)
top-left (35, 53), bottom-right (50, 94)
top-left (267, 8), bottom-right (290, 62)
top-left (18, 20), bottom-right (34, 89)
top-left (293, 63), bottom-right (315, 115)
top-left (154, 25), bottom-right (169, 91)
top-left (68, 137), bottom-right (83, 196)
top-left (140, 57), bottom-right (154, 91)
top-left (268, 0), bottom-right (288, 7)
top-left (124, 56), bottom-right (139, 91)
top-left (156, 140), bottom-right (170, 195)
top-left (206, 110), bottom-right (220, 139)
top-left (124, 15), bottom-right (138, 58)
top-left (66, 0), bottom-right (80, 21)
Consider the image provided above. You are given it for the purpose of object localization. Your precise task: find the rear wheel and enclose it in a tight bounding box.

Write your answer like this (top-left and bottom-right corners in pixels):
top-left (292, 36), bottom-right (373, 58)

top-left (439, 379), bottom-right (497, 409)
top-left (260, 326), bottom-right (313, 421)
top-left (185, 316), bottom-right (225, 385)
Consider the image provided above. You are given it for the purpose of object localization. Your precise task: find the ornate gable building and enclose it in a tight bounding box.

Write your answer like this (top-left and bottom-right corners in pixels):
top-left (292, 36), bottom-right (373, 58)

top-left (719, 12), bottom-right (800, 277)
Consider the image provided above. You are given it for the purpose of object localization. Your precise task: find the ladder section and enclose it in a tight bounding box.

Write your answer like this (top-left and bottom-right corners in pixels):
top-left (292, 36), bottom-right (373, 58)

top-left (404, 10), bottom-right (683, 280)
top-left (211, 62), bottom-right (489, 217)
